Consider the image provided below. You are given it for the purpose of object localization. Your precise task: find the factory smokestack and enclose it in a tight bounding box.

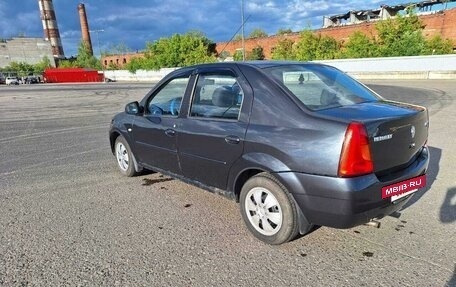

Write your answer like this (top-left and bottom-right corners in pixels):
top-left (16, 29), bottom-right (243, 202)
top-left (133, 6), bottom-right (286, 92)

top-left (78, 3), bottom-right (93, 56)
top-left (38, 0), bottom-right (64, 58)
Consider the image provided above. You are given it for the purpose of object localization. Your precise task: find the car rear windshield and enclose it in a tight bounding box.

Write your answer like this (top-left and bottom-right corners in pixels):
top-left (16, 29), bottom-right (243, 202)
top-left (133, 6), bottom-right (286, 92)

top-left (262, 64), bottom-right (381, 111)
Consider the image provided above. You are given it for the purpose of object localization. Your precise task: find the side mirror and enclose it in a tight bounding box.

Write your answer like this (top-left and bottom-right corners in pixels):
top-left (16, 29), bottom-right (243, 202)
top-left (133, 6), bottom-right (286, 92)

top-left (125, 101), bottom-right (143, 115)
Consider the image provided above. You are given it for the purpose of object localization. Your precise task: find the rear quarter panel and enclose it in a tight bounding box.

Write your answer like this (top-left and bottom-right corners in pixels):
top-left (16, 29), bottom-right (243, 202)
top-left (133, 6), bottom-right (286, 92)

top-left (239, 65), bottom-right (347, 176)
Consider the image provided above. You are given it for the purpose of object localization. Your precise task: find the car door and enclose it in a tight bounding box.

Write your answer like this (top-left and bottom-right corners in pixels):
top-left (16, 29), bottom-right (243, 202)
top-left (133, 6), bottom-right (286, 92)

top-left (178, 68), bottom-right (251, 190)
top-left (131, 75), bottom-right (191, 175)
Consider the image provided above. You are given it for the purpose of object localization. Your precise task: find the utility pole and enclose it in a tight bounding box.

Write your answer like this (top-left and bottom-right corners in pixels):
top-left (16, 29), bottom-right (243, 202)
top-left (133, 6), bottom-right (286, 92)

top-left (90, 29), bottom-right (104, 79)
top-left (90, 29), bottom-right (104, 59)
top-left (241, 0), bottom-right (245, 61)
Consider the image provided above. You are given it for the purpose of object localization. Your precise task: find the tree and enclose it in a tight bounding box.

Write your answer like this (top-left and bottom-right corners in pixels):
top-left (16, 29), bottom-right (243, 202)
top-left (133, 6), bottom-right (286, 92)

top-left (106, 62), bottom-right (121, 70)
top-left (375, 12), bottom-right (426, 57)
top-left (126, 56), bottom-right (144, 73)
top-left (232, 28), bottom-right (267, 42)
top-left (277, 28), bottom-right (293, 35)
top-left (271, 38), bottom-right (295, 60)
top-left (247, 46), bottom-right (265, 60)
top-left (342, 31), bottom-right (378, 58)
top-left (2, 61), bottom-right (34, 76)
top-left (0, 56), bottom-right (54, 75)
top-left (231, 47), bottom-right (264, 61)
top-left (126, 31), bottom-right (216, 71)
top-left (294, 31), bottom-right (319, 61)
top-left (294, 31), bottom-right (340, 61)
top-left (339, 11), bottom-right (453, 58)
top-left (315, 35), bottom-right (340, 59)
top-left (248, 28), bottom-right (268, 39)
top-left (73, 42), bottom-right (102, 69)
top-left (233, 50), bottom-right (243, 61)
top-left (33, 56), bottom-right (53, 73)
top-left (58, 59), bottom-right (77, 68)
top-left (424, 35), bottom-right (453, 55)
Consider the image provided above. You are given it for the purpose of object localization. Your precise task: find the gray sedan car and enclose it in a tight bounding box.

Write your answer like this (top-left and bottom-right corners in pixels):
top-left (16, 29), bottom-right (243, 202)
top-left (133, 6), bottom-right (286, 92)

top-left (109, 61), bottom-right (429, 244)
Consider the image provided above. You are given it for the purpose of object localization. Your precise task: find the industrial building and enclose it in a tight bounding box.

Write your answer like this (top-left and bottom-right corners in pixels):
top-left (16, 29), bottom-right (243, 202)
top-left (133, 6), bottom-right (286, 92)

top-left (322, 0), bottom-right (454, 27)
top-left (0, 0), bottom-right (63, 69)
top-left (0, 37), bottom-right (56, 68)
top-left (1, 0), bottom-right (95, 69)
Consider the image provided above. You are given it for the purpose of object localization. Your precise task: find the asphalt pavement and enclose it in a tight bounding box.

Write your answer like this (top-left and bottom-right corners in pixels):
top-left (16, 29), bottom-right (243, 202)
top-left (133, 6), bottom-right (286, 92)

top-left (0, 81), bottom-right (454, 286)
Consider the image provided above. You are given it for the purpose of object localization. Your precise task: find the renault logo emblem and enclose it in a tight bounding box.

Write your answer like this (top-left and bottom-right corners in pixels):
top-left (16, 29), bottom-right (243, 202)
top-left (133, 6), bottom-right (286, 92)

top-left (411, 126), bottom-right (416, 139)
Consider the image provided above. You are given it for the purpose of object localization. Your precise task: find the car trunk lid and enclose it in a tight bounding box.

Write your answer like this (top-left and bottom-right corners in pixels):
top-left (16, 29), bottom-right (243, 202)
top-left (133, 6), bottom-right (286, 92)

top-left (318, 101), bottom-right (429, 174)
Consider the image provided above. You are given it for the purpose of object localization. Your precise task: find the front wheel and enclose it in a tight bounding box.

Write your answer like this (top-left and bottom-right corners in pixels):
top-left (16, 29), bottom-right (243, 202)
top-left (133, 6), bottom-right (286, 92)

top-left (240, 172), bottom-right (300, 245)
top-left (114, 136), bottom-right (138, 177)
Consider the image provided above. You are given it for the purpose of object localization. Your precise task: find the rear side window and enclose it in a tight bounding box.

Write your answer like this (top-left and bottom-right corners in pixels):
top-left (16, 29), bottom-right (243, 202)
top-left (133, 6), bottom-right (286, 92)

top-left (190, 73), bottom-right (244, 120)
top-left (147, 77), bottom-right (189, 116)
top-left (263, 64), bottom-right (380, 111)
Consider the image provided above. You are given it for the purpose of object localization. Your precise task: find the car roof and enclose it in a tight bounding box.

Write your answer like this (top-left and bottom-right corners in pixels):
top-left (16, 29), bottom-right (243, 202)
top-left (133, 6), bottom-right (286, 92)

top-left (239, 60), bottom-right (313, 69)
top-left (165, 61), bottom-right (335, 80)
top-left (184, 60), bottom-right (325, 71)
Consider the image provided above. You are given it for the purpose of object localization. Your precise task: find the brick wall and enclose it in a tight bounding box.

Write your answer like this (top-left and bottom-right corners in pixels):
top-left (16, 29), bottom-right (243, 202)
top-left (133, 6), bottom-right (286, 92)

top-left (216, 8), bottom-right (456, 59)
top-left (101, 53), bottom-right (145, 69)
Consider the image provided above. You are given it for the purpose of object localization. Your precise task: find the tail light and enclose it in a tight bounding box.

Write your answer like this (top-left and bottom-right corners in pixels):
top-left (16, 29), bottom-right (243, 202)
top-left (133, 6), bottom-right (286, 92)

top-left (338, 122), bottom-right (374, 177)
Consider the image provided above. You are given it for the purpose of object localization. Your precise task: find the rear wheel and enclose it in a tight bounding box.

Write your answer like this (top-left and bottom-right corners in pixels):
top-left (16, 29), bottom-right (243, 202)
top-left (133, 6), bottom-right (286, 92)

top-left (114, 136), bottom-right (138, 177)
top-left (240, 172), bottom-right (300, 245)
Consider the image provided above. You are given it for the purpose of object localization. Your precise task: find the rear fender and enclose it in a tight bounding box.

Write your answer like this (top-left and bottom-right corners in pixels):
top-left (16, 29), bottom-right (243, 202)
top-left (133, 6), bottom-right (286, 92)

top-left (267, 171), bottom-right (313, 234)
top-left (227, 153), bottom-right (312, 234)
top-left (227, 152), bottom-right (292, 197)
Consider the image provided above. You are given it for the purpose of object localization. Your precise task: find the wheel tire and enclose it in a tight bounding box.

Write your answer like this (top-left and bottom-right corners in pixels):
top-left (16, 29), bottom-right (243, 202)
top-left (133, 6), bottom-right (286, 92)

top-left (240, 172), bottom-right (300, 245)
top-left (114, 135), bottom-right (138, 177)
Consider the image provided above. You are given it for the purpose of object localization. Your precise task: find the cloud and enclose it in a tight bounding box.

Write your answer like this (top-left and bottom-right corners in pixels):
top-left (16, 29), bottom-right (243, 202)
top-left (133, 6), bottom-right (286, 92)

top-left (0, 0), bottom-right (423, 57)
top-left (60, 30), bottom-right (80, 39)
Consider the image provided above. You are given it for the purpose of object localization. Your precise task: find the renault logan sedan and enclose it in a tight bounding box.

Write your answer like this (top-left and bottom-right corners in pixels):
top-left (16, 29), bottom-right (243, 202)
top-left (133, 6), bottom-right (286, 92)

top-left (109, 61), bottom-right (429, 244)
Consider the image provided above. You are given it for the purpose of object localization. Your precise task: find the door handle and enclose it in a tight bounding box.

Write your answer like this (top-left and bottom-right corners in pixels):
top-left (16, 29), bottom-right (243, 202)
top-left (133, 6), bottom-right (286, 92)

top-left (165, 129), bottom-right (176, 137)
top-left (225, 135), bottom-right (240, 144)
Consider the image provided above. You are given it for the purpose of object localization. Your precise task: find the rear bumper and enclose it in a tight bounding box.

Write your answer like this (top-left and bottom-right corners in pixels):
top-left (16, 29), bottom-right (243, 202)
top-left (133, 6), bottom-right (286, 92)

top-left (275, 146), bottom-right (429, 229)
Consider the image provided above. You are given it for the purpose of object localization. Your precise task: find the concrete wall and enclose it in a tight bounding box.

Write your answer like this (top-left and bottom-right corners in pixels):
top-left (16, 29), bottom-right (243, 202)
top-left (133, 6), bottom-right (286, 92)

top-left (104, 68), bottom-right (177, 82)
top-left (0, 38), bottom-right (56, 68)
top-left (104, 54), bottom-right (456, 82)
top-left (316, 54), bottom-right (456, 79)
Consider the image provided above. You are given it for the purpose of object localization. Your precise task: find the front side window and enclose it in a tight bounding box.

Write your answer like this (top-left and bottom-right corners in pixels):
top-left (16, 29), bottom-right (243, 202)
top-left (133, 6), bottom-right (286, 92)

top-left (262, 64), bottom-right (381, 111)
top-left (190, 73), bottom-right (243, 120)
top-left (147, 77), bottom-right (189, 116)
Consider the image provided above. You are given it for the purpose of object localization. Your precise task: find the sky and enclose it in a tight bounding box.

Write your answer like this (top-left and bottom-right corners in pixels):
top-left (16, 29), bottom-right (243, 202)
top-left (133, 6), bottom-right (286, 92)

top-left (0, 0), bottom-right (454, 57)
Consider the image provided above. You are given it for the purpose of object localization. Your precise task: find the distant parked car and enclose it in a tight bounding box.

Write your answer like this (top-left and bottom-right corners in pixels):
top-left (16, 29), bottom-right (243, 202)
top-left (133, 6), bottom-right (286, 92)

top-left (110, 61), bottom-right (429, 244)
top-left (5, 77), bottom-right (19, 85)
top-left (25, 76), bottom-right (39, 84)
